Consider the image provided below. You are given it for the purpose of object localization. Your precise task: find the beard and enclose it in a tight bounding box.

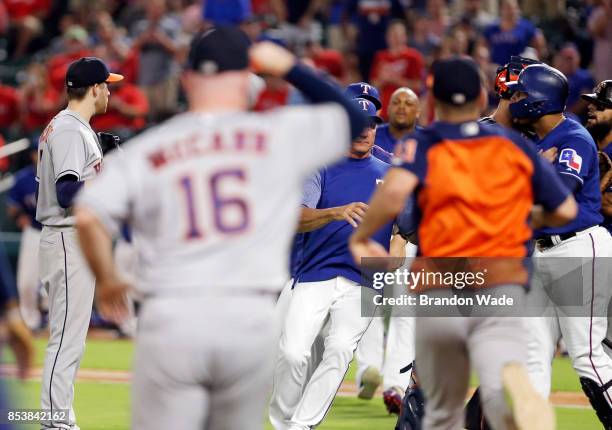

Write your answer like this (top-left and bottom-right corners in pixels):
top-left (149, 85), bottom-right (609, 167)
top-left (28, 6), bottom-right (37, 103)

top-left (391, 119), bottom-right (416, 131)
top-left (586, 120), bottom-right (612, 144)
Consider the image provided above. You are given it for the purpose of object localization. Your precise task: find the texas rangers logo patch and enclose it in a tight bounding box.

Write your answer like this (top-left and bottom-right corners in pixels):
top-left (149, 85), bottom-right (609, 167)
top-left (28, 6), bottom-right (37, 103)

top-left (559, 148), bottom-right (582, 173)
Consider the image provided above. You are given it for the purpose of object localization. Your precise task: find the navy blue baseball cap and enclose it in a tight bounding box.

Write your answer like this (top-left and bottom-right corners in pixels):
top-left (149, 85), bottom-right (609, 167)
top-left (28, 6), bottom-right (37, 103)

top-left (352, 98), bottom-right (383, 125)
top-left (66, 57), bottom-right (123, 89)
top-left (345, 82), bottom-right (382, 110)
top-left (187, 26), bottom-right (250, 75)
top-left (432, 57), bottom-right (481, 106)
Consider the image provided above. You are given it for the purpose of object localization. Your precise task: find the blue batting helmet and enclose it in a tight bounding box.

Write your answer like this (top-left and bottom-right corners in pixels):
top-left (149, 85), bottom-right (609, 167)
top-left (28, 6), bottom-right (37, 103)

top-left (508, 64), bottom-right (569, 120)
top-left (345, 82), bottom-right (382, 110)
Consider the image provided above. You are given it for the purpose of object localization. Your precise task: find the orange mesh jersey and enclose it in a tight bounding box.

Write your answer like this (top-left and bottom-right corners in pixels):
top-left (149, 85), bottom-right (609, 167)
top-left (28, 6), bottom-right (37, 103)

top-left (394, 121), bottom-right (570, 259)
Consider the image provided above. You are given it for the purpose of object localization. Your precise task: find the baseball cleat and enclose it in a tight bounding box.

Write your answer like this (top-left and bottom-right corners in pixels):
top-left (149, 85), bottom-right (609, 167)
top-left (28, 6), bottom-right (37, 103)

top-left (383, 386), bottom-right (405, 414)
top-left (358, 366), bottom-right (382, 400)
top-left (502, 362), bottom-right (555, 430)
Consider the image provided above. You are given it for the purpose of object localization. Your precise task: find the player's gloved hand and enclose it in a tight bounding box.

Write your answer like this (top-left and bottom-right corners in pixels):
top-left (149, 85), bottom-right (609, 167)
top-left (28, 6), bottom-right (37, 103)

top-left (249, 41), bottom-right (296, 77)
top-left (539, 147), bottom-right (558, 163)
top-left (97, 132), bottom-right (122, 155)
top-left (95, 276), bottom-right (131, 325)
top-left (335, 202), bottom-right (369, 228)
top-left (4, 301), bottom-right (34, 380)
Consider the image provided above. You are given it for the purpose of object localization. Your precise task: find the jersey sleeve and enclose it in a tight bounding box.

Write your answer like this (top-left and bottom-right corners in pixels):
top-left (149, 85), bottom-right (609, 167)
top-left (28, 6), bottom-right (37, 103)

top-left (280, 104), bottom-right (349, 175)
top-left (49, 130), bottom-right (88, 182)
top-left (553, 134), bottom-right (595, 187)
top-left (301, 170), bottom-right (323, 208)
top-left (76, 152), bottom-right (136, 236)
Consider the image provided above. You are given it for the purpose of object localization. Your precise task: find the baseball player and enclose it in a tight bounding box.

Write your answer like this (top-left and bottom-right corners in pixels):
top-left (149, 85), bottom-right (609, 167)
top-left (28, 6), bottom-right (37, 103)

top-left (582, 79), bottom-right (612, 233)
top-left (354, 86), bottom-right (422, 412)
top-left (350, 57), bottom-right (574, 430)
top-left (508, 65), bottom-right (612, 428)
top-left (480, 56), bottom-right (540, 132)
top-left (74, 27), bottom-right (369, 430)
top-left (269, 98), bottom-right (395, 430)
top-left (581, 81), bottom-right (612, 365)
top-left (35, 56), bottom-right (123, 429)
top-left (6, 142), bottom-right (43, 330)
top-left (374, 87), bottom-right (421, 153)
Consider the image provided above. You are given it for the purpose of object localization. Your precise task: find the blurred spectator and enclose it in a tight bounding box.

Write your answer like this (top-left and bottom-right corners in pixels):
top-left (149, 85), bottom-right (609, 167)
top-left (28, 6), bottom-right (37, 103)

top-left (325, 0), bottom-right (355, 53)
top-left (472, 43), bottom-right (497, 109)
top-left (0, 81), bottom-right (19, 138)
top-left (304, 40), bottom-right (346, 83)
top-left (19, 62), bottom-right (61, 137)
top-left (426, 0), bottom-right (451, 39)
top-left (4, 0), bottom-right (51, 59)
top-left (445, 25), bottom-right (471, 56)
top-left (370, 20), bottom-right (424, 119)
top-left (92, 12), bottom-right (130, 69)
top-left (47, 25), bottom-right (92, 93)
top-left (91, 79), bottom-right (149, 140)
top-left (0, 2), bottom-right (9, 36)
top-left (460, 0), bottom-right (495, 31)
top-left (522, 0), bottom-right (566, 23)
top-left (44, 14), bottom-right (78, 56)
top-left (588, 0), bottom-right (612, 84)
top-left (553, 43), bottom-right (595, 119)
top-left (253, 76), bottom-right (290, 111)
top-left (408, 12), bottom-right (440, 65)
top-left (346, 0), bottom-right (411, 81)
top-left (269, 0), bottom-right (325, 54)
top-left (481, 0), bottom-right (547, 66)
top-left (203, 0), bottom-right (252, 25)
top-left (131, 0), bottom-right (182, 121)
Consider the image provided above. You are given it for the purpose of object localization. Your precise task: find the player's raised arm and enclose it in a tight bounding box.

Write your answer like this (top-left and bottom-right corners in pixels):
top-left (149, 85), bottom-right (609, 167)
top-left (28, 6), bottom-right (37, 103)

top-left (250, 42), bottom-right (367, 141)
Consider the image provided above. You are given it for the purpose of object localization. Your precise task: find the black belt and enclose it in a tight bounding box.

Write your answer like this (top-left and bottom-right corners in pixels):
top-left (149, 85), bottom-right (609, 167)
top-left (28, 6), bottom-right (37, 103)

top-left (535, 231), bottom-right (577, 250)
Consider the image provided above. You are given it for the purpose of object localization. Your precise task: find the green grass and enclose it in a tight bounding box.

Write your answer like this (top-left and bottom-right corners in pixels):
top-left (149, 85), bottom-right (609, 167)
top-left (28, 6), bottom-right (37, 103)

top-left (2, 338), bottom-right (134, 370)
top-left (6, 380), bottom-right (130, 430)
top-left (7, 379), bottom-right (600, 430)
top-left (2, 338), bottom-right (601, 429)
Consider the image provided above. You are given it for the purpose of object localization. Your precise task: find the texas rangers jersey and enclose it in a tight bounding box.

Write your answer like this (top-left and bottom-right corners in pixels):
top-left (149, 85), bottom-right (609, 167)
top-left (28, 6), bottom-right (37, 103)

top-left (296, 155), bottom-right (393, 284)
top-left (78, 104), bottom-right (349, 295)
top-left (35, 110), bottom-right (103, 227)
top-left (535, 117), bottom-right (603, 237)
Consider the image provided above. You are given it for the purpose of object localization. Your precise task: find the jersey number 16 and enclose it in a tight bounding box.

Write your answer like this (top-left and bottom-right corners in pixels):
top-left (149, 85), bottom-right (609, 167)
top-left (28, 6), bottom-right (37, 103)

top-left (179, 168), bottom-right (250, 240)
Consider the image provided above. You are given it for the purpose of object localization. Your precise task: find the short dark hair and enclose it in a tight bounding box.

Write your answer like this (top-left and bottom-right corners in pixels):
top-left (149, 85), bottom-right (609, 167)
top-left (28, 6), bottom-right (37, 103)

top-left (66, 86), bottom-right (89, 101)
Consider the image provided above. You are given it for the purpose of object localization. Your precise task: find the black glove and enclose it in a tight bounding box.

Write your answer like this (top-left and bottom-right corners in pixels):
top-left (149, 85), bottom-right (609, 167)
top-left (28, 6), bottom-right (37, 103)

top-left (97, 132), bottom-right (122, 154)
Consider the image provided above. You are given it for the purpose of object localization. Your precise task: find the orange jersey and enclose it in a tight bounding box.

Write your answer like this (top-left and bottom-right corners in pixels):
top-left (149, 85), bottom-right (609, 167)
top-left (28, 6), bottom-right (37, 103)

top-left (394, 121), bottom-right (570, 286)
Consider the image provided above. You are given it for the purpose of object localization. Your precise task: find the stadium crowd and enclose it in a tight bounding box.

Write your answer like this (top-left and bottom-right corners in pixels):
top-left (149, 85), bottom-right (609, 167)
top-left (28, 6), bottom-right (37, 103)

top-left (0, 0), bottom-right (610, 174)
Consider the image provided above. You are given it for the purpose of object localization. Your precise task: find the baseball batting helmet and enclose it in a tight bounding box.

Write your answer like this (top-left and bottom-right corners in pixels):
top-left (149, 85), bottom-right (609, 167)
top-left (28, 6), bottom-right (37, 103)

top-left (494, 56), bottom-right (541, 99)
top-left (581, 80), bottom-right (612, 110)
top-left (345, 82), bottom-right (382, 110)
top-left (508, 64), bottom-right (569, 120)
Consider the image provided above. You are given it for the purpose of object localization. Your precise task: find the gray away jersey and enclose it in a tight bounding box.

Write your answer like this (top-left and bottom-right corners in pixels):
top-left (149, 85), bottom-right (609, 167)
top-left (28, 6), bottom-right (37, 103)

top-left (78, 105), bottom-right (349, 295)
top-left (36, 110), bottom-right (103, 227)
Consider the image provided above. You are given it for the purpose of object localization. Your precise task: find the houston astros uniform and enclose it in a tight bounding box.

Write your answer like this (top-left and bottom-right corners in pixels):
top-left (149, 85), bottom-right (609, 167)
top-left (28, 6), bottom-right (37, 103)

top-left (36, 109), bottom-right (103, 429)
top-left (77, 100), bottom-right (355, 428)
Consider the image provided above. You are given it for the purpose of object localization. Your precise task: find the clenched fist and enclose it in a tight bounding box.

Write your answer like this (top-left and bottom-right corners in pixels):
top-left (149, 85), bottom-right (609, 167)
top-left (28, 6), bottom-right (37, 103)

top-left (249, 41), bottom-right (296, 77)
